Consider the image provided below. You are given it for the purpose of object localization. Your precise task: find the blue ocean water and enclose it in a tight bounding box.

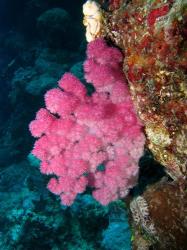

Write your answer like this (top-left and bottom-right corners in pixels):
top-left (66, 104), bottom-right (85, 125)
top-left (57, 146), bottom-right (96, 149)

top-left (0, 1), bottom-right (133, 249)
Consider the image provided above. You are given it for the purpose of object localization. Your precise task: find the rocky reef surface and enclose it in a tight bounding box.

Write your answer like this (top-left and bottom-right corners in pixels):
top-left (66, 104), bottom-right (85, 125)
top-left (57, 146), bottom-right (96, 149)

top-left (103, 0), bottom-right (187, 180)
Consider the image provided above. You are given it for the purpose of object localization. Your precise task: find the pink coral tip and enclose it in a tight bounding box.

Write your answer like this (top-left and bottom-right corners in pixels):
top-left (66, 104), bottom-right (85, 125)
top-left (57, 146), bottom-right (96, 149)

top-left (58, 73), bottom-right (86, 100)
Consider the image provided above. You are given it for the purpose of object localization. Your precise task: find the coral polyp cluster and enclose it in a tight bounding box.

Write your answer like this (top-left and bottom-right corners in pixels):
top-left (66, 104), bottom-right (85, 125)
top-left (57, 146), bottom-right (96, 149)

top-left (105, 0), bottom-right (187, 179)
top-left (29, 38), bottom-right (145, 206)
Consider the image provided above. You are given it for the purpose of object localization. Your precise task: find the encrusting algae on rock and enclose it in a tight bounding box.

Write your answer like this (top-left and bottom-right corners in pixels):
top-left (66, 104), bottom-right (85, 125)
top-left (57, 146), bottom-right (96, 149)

top-left (103, 0), bottom-right (187, 180)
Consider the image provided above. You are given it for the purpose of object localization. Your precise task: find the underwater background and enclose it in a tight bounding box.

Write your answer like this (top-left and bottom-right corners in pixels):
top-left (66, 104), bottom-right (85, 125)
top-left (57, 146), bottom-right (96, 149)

top-left (0, 0), bottom-right (186, 249)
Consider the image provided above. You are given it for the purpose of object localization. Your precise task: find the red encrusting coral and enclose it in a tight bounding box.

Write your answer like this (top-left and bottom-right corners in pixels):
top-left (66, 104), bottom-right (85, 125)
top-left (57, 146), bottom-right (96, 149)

top-left (109, 0), bottom-right (121, 11)
top-left (29, 38), bottom-right (145, 206)
top-left (147, 5), bottom-right (169, 27)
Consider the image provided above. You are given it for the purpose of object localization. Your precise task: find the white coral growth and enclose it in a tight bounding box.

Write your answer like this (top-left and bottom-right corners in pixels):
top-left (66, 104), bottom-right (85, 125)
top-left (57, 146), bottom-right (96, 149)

top-left (130, 196), bottom-right (157, 236)
top-left (83, 0), bottom-right (103, 42)
top-left (130, 196), bottom-right (149, 224)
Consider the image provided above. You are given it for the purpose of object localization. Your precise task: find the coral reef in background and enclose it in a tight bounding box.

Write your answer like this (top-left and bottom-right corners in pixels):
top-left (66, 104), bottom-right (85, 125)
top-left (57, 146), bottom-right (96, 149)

top-left (37, 8), bottom-right (78, 49)
top-left (30, 38), bottom-right (145, 206)
top-left (0, 159), bottom-right (131, 249)
top-left (104, 0), bottom-right (187, 180)
top-left (101, 204), bottom-right (131, 250)
top-left (0, 0), bottom-right (86, 164)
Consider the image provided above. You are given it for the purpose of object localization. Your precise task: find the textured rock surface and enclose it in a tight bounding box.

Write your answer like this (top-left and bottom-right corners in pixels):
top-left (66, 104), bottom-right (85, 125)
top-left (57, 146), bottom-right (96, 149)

top-left (129, 179), bottom-right (187, 250)
top-left (103, 0), bottom-right (187, 180)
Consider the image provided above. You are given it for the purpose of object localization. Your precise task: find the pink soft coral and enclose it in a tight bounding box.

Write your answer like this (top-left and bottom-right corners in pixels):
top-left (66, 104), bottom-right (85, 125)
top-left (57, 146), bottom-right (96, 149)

top-left (29, 38), bottom-right (145, 206)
